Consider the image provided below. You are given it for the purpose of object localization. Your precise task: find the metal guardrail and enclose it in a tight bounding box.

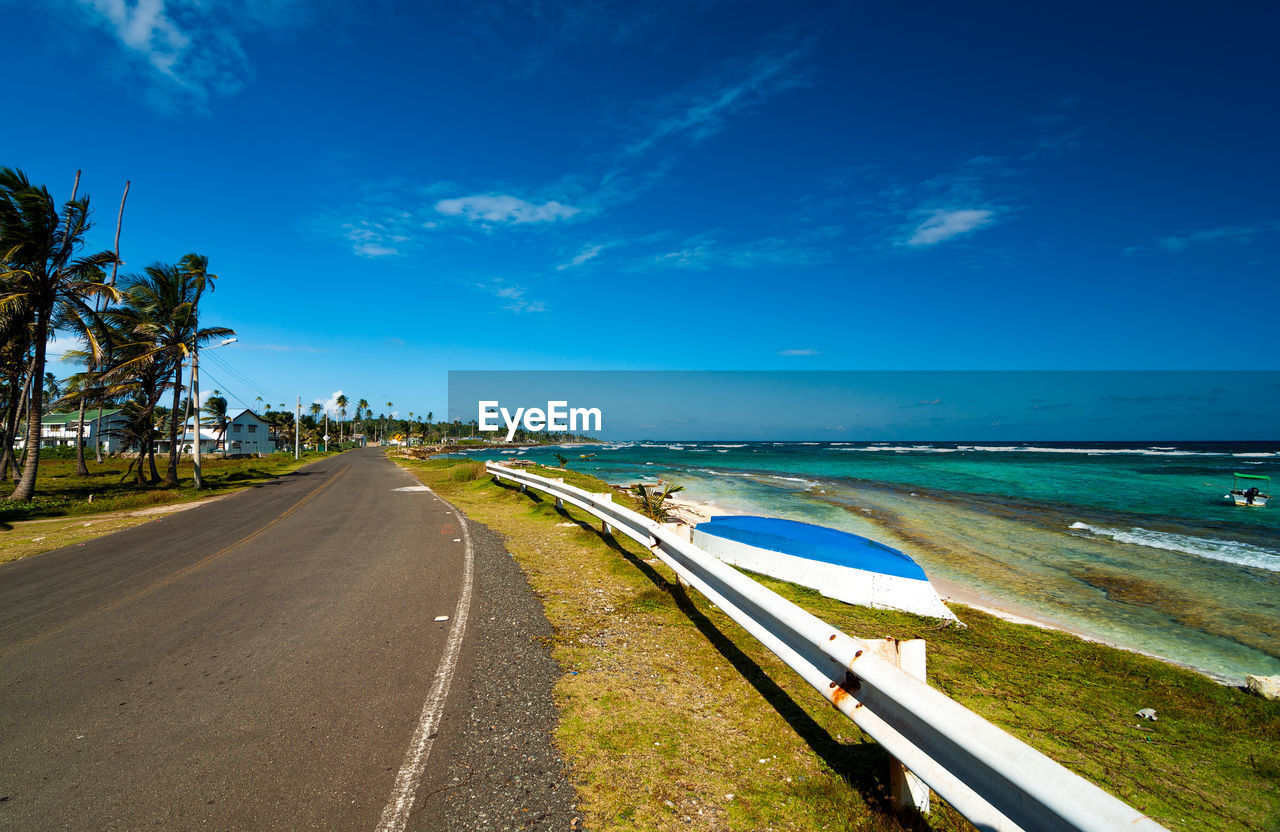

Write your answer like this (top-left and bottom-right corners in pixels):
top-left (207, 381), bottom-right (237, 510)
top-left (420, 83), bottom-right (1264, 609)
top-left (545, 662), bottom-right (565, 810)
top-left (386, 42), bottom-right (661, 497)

top-left (486, 462), bottom-right (1169, 832)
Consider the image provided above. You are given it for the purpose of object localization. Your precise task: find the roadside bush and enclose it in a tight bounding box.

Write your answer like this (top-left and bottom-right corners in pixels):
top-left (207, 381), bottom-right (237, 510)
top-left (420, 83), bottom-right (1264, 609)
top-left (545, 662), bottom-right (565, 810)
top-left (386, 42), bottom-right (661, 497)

top-left (450, 460), bottom-right (486, 482)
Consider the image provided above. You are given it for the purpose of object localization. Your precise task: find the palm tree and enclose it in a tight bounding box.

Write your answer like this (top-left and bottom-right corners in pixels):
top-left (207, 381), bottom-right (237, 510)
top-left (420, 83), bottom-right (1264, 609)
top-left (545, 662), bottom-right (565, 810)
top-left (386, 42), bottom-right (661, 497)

top-left (203, 390), bottom-right (228, 455)
top-left (120, 256), bottom-right (232, 487)
top-left (385, 401), bottom-right (392, 444)
top-left (631, 482), bottom-right (685, 523)
top-left (309, 402), bottom-right (322, 446)
top-left (336, 393), bottom-right (348, 443)
top-left (90, 303), bottom-right (171, 485)
top-left (357, 398), bottom-right (369, 437)
top-left (0, 168), bottom-right (118, 501)
top-left (42, 373), bottom-right (62, 413)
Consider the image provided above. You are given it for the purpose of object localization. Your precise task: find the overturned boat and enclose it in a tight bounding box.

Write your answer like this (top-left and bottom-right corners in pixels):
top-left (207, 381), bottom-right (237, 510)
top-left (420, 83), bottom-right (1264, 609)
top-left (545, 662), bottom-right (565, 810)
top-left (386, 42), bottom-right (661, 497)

top-left (692, 515), bottom-right (958, 621)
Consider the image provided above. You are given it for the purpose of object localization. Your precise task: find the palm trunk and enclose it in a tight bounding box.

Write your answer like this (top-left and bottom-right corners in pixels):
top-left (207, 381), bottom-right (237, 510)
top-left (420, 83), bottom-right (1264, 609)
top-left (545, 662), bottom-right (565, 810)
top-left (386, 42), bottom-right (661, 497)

top-left (1, 367), bottom-right (23, 481)
top-left (10, 315), bottom-right (50, 501)
top-left (97, 181), bottom-right (129, 465)
top-left (164, 364), bottom-right (183, 487)
top-left (147, 430), bottom-right (160, 484)
top-left (93, 407), bottom-right (105, 463)
top-left (75, 396), bottom-right (89, 476)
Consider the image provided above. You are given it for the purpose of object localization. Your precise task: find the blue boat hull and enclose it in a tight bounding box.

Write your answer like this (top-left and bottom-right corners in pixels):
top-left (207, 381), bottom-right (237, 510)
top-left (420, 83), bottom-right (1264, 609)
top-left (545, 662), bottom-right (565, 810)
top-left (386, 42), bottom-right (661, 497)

top-left (692, 516), bottom-right (957, 621)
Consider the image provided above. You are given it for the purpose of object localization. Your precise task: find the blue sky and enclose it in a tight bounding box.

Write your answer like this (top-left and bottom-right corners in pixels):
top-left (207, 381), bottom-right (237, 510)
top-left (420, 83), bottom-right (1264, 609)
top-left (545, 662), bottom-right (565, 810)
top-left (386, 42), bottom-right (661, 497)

top-left (6, 1), bottom-right (1279, 424)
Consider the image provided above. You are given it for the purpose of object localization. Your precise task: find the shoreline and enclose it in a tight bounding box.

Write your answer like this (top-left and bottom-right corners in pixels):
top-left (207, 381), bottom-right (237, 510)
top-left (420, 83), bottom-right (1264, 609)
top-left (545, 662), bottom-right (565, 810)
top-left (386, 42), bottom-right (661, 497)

top-left (661, 491), bottom-right (1243, 685)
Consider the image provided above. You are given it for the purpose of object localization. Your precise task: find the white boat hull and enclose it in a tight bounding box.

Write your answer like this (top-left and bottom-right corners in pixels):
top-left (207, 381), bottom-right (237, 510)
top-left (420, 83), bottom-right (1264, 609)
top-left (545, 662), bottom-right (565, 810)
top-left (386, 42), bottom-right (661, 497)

top-left (692, 529), bottom-right (958, 621)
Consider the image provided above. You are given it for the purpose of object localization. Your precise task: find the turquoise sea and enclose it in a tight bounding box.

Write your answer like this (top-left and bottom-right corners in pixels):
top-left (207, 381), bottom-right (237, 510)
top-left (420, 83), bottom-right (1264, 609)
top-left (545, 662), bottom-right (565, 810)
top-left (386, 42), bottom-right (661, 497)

top-left (459, 441), bottom-right (1279, 683)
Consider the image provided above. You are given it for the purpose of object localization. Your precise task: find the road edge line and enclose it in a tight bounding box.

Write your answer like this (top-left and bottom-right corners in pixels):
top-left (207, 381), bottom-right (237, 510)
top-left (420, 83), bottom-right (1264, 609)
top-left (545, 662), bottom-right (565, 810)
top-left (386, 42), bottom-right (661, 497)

top-left (375, 491), bottom-right (476, 832)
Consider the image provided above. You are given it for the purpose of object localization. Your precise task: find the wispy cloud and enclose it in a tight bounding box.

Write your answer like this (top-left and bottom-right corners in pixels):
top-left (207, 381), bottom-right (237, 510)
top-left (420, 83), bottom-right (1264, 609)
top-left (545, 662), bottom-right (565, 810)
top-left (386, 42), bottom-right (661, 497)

top-left (622, 43), bottom-right (812, 158)
top-left (648, 230), bottom-right (833, 270)
top-left (310, 40), bottom-right (812, 258)
top-left (476, 279), bottom-right (547, 313)
top-left (435, 194), bottom-right (580, 226)
top-left (779, 348), bottom-right (818, 356)
top-left (1148, 222), bottom-right (1280, 253)
top-left (339, 217), bottom-right (413, 258)
top-left (67, 0), bottom-right (314, 111)
top-left (556, 244), bottom-right (605, 270)
top-left (907, 209), bottom-right (996, 246)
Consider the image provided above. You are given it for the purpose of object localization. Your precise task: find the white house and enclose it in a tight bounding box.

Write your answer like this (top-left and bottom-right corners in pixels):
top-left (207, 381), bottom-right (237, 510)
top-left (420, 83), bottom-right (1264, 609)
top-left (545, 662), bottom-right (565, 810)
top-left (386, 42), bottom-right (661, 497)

top-left (19, 408), bottom-right (131, 454)
top-left (220, 409), bottom-right (273, 455)
top-left (156, 409), bottom-right (274, 457)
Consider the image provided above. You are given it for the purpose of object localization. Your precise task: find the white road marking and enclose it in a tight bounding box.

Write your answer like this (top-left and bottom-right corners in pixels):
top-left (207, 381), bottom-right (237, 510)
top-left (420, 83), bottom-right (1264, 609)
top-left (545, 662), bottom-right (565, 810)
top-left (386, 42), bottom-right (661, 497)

top-left (375, 491), bottom-right (475, 832)
top-left (434, 615), bottom-right (449, 622)
top-left (392, 486), bottom-right (433, 492)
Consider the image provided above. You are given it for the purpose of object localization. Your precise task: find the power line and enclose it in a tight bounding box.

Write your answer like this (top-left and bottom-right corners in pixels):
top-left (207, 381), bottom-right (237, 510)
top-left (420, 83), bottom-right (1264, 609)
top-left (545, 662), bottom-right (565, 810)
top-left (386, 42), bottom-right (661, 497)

top-left (197, 367), bottom-right (258, 413)
top-left (202, 350), bottom-right (287, 403)
top-left (202, 350), bottom-right (281, 400)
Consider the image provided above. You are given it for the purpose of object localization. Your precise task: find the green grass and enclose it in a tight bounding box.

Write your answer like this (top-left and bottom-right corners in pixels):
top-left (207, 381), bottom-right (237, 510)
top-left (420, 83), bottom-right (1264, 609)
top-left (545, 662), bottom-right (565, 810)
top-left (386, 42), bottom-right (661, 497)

top-left (397, 456), bottom-right (1280, 832)
top-left (0, 451), bottom-right (340, 526)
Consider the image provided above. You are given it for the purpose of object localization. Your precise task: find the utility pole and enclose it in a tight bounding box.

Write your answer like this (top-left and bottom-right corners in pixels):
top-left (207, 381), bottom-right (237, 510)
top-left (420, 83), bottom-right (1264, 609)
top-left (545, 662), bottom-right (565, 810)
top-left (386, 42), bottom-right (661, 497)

top-left (192, 337), bottom-right (236, 489)
top-left (295, 396), bottom-right (301, 460)
top-left (192, 349), bottom-right (203, 489)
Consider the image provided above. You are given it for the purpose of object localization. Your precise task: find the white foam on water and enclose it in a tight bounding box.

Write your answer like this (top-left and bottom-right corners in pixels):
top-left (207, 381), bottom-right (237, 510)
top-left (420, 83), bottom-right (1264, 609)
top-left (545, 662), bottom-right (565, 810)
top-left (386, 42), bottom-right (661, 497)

top-left (1068, 522), bottom-right (1280, 572)
top-left (834, 445), bottom-right (958, 453)
top-left (769, 475), bottom-right (818, 486)
top-left (829, 444), bottom-right (1262, 458)
top-left (712, 443), bottom-right (748, 448)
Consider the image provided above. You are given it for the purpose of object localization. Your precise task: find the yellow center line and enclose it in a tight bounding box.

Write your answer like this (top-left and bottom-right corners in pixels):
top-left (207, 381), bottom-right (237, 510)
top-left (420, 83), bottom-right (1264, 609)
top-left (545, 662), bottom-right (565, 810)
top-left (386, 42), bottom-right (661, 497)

top-left (0, 463), bottom-right (351, 660)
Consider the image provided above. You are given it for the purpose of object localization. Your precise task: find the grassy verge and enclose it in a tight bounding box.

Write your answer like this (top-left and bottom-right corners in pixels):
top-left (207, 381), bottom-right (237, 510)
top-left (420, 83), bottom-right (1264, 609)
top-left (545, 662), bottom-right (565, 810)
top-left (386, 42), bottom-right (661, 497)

top-left (0, 451), bottom-right (340, 562)
top-left (398, 456), bottom-right (1280, 832)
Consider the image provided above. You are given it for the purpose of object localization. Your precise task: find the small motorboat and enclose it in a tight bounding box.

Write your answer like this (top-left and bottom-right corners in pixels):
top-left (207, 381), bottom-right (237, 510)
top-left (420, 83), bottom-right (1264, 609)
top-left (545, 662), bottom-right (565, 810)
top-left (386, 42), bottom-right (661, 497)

top-left (692, 515), bottom-right (957, 621)
top-left (1225, 473), bottom-right (1270, 507)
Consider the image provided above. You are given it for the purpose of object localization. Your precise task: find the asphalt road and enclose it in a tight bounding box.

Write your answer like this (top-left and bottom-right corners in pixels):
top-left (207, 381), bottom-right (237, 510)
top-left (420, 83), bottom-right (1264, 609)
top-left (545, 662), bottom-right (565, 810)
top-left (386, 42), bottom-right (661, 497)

top-left (0, 448), bottom-right (575, 831)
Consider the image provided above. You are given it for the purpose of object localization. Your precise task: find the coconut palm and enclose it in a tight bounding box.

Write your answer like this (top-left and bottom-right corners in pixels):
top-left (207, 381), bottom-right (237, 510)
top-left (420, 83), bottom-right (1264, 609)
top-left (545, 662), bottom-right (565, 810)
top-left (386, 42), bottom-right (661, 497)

top-left (203, 390), bottom-right (228, 454)
top-left (0, 168), bottom-right (118, 501)
top-left (631, 482), bottom-right (686, 523)
top-left (336, 393), bottom-right (348, 442)
top-left (117, 256), bottom-right (232, 487)
top-left (88, 304), bottom-right (171, 484)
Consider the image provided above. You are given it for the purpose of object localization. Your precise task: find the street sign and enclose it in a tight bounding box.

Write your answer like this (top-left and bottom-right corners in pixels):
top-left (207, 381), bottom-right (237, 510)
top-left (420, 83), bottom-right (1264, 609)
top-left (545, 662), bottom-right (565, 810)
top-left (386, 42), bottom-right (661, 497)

top-left (323, 434), bottom-right (330, 441)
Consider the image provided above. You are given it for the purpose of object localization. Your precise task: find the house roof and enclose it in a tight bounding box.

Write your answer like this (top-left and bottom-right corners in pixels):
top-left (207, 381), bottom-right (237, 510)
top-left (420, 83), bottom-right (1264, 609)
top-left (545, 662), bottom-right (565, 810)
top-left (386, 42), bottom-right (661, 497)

top-left (42, 409), bottom-right (123, 424)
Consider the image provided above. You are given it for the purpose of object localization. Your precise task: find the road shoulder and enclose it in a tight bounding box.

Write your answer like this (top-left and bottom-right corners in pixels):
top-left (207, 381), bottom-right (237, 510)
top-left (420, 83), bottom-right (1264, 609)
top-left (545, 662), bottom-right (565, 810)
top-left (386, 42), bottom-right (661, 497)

top-left (409, 515), bottom-right (579, 832)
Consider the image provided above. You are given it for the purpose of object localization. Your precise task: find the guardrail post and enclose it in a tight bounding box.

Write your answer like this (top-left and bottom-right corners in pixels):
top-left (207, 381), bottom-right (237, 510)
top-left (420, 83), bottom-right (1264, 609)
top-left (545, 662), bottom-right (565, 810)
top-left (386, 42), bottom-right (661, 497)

top-left (599, 493), bottom-right (614, 535)
top-left (873, 638), bottom-right (931, 815)
top-left (552, 479), bottom-right (565, 510)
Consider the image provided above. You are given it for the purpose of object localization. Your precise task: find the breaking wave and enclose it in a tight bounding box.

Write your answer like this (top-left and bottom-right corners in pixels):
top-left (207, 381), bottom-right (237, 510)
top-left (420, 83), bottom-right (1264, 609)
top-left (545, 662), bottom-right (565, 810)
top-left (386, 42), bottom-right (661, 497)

top-left (1069, 522), bottom-right (1280, 572)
